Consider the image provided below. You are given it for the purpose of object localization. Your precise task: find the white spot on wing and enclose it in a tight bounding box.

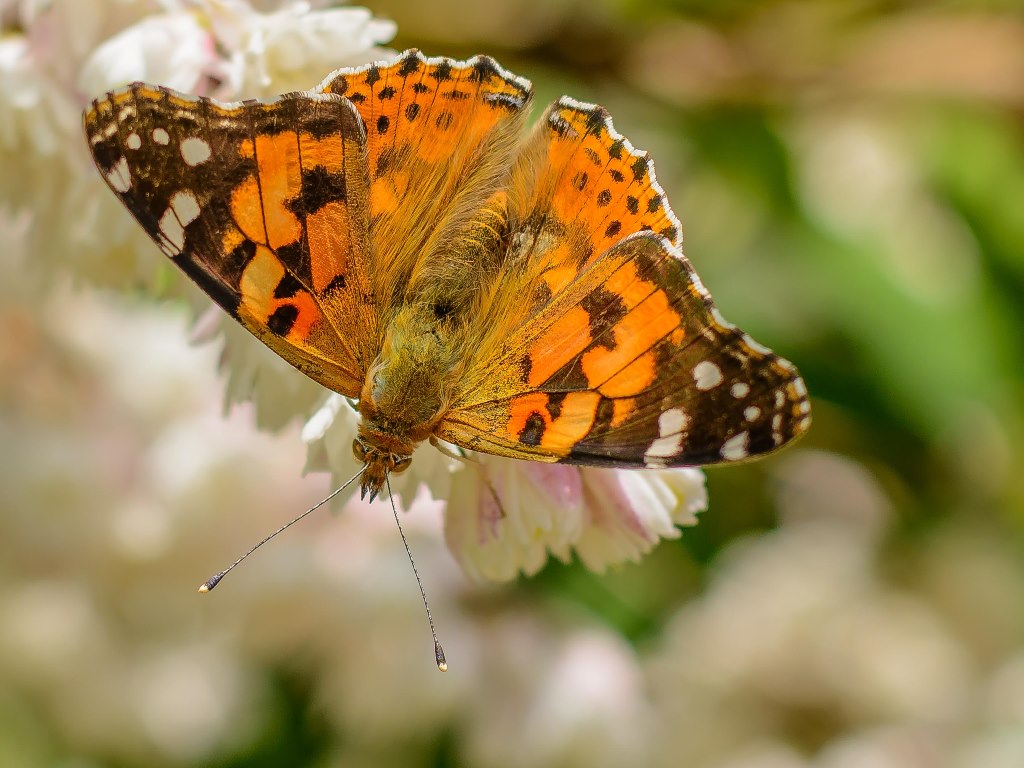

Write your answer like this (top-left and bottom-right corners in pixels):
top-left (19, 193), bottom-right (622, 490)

top-left (693, 360), bottom-right (723, 391)
top-left (152, 127), bottom-right (170, 145)
top-left (721, 431), bottom-right (750, 461)
top-left (644, 407), bottom-right (688, 465)
top-left (158, 191), bottom-right (201, 252)
top-left (105, 157), bottom-right (131, 193)
top-left (731, 382), bottom-right (750, 398)
top-left (660, 408), bottom-right (687, 435)
top-left (126, 133), bottom-right (141, 150)
top-left (159, 209), bottom-right (184, 253)
top-left (744, 406), bottom-right (760, 422)
top-left (171, 190), bottom-right (201, 225)
top-left (180, 136), bottom-right (211, 166)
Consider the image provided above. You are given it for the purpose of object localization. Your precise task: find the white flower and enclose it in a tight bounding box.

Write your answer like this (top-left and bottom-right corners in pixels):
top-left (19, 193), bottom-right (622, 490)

top-left (444, 456), bottom-right (584, 582)
top-left (77, 11), bottom-right (223, 96)
top-left (574, 465), bottom-right (706, 571)
top-left (446, 458), bottom-right (705, 581)
top-left (207, 0), bottom-right (397, 96)
top-left (303, 394), bottom-right (708, 583)
top-left (463, 627), bottom-right (654, 768)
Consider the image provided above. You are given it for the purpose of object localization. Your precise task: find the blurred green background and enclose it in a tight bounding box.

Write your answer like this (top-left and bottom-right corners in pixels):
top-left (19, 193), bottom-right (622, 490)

top-left (3, 1), bottom-right (1024, 766)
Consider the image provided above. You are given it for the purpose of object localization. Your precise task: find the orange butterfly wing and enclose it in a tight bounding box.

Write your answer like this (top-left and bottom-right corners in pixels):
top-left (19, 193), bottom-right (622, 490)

top-left (439, 99), bottom-right (810, 466)
top-left (84, 85), bottom-right (375, 396)
top-left (318, 51), bottom-right (533, 312)
top-left (83, 51), bottom-right (533, 401)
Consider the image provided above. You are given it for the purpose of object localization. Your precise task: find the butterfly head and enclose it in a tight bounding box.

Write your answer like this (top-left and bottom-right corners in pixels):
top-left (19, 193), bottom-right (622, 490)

top-left (352, 437), bottom-right (412, 502)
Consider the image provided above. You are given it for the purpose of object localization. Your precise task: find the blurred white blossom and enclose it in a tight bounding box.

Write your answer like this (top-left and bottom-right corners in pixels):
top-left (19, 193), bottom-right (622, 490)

top-left (304, 393), bottom-right (707, 582)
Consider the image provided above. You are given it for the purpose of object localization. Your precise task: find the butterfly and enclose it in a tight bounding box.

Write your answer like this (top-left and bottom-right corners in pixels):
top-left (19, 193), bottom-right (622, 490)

top-left (83, 50), bottom-right (811, 503)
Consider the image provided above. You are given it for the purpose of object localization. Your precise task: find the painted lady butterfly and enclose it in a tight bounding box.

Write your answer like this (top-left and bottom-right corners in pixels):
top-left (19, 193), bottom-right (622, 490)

top-left (84, 50), bottom-right (810, 504)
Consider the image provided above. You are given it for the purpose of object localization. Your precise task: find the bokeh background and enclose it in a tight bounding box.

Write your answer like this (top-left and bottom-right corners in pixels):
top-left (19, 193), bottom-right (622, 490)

top-left (3, 1), bottom-right (1024, 766)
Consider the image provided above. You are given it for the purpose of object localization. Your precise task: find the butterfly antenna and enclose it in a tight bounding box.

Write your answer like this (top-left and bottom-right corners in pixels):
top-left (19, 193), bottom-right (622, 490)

top-left (385, 473), bottom-right (448, 672)
top-left (198, 467), bottom-right (365, 593)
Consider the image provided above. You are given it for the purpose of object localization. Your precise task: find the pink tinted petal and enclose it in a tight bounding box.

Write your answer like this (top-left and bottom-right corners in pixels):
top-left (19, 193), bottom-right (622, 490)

top-left (582, 469), bottom-right (654, 541)
top-left (523, 462), bottom-right (583, 509)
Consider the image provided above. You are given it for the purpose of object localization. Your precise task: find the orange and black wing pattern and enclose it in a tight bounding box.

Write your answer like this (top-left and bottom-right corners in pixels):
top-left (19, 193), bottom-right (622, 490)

top-left (318, 50), bottom-right (532, 308)
top-left (440, 98), bottom-right (811, 467)
top-left (84, 84), bottom-right (375, 397)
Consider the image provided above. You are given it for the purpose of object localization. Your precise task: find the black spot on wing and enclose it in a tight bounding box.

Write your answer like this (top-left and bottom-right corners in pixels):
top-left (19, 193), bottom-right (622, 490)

top-left (470, 57), bottom-right (499, 83)
top-left (431, 61), bottom-right (453, 82)
top-left (267, 303), bottom-right (299, 336)
top-left (518, 412), bottom-right (546, 446)
top-left (399, 52), bottom-right (422, 77)
top-left (584, 107), bottom-right (608, 135)
top-left (274, 272), bottom-right (304, 299)
top-left (631, 154), bottom-right (649, 182)
top-left (546, 391), bottom-right (567, 421)
top-left (291, 166), bottom-right (347, 216)
top-left (580, 285), bottom-right (627, 350)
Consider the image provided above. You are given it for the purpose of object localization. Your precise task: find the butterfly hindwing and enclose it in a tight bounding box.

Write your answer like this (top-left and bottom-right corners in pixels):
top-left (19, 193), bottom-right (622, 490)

top-left (84, 84), bottom-right (376, 396)
top-left (439, 100), bottom-right (810, 467)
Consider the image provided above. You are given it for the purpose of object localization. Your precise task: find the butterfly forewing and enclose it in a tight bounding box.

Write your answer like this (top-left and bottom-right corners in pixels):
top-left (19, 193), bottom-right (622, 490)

top-left (319, 50), bottom-right (533, 311)
top-left (84, 84), bottom-right (375, 397)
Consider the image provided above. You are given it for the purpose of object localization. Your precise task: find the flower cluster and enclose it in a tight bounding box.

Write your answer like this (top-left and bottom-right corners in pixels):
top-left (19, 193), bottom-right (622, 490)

top-left (0, 0), bottom-right (708, 582)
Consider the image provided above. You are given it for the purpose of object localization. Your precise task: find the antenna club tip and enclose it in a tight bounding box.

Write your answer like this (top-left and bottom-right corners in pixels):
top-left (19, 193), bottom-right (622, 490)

top-left (434, 641), bottom-right (447, 672)
top-left (437, 661), bottom-right (448, 672)
top-left (199, 571), bottom-right (225, 593)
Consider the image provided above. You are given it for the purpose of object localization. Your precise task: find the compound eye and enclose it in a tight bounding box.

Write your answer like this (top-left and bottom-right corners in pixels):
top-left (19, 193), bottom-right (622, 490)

top-left (352, 439), bottom-right (368, 463)
top-left (392, 455), bottom-right (412, 474)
